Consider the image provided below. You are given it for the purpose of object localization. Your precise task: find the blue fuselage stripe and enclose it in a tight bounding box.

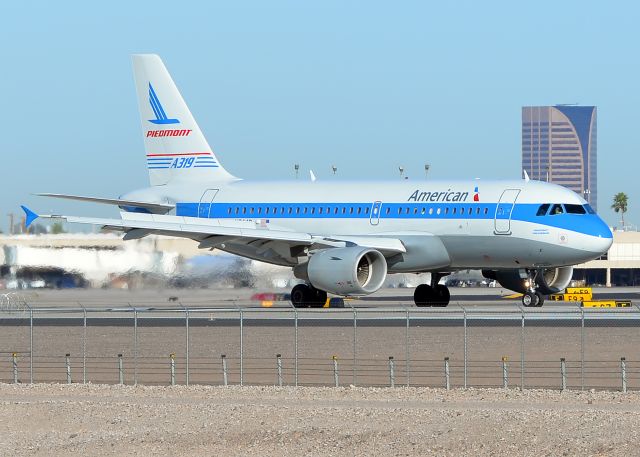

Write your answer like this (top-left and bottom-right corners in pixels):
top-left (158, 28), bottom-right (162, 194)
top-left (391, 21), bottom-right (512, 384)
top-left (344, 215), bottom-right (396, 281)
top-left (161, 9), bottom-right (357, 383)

top-left (172, 202), bottom-right (611, 238)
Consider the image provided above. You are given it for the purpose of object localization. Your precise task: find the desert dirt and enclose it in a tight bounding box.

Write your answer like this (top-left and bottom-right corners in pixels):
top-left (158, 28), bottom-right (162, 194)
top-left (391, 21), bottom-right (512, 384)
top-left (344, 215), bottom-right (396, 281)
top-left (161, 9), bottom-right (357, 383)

top-left (1, 383), bottom-right (639, 457)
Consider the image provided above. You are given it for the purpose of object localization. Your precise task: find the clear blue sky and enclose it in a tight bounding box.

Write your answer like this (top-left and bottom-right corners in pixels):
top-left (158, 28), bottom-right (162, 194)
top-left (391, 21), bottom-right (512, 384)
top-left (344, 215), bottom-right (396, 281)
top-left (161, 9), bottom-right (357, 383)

top-left (2, 1), bottom-right (638, 231)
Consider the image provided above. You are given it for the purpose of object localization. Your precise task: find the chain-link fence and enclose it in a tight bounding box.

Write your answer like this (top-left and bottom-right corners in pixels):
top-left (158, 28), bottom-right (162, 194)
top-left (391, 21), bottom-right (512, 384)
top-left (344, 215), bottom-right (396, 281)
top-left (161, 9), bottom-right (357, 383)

top-left (0, 304), bottom-right (638, 391)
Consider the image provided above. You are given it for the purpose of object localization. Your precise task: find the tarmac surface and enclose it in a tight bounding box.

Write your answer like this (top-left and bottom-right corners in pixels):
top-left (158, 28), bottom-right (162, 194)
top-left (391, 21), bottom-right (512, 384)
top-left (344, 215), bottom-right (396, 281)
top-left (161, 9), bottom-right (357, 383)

top-left (4, 285), bottom-right (640, 309)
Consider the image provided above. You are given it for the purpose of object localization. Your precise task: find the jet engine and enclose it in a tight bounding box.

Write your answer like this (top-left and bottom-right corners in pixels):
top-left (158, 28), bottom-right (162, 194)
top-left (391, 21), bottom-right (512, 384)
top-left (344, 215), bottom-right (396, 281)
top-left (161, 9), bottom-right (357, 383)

top-left (482, 266), bottom-right (573, 294)
top-left (299, 247), bottom-right (388, 296)
top-left (534, 266), bottom-right (574, 295)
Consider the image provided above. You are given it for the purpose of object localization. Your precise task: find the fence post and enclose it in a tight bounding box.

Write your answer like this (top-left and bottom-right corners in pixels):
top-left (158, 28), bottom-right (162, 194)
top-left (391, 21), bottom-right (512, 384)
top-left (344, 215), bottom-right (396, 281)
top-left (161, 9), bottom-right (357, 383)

top-left (118, 354), bottom-right (124, 385)
top-left (388, 356), bottom-right (395, 388)
top-left (133, 306), bottom-right (138, 386)
top-left (170, 353), bottom-right (176, 386)
top-left (405, 308), bottom-right (410, 387)
top-left (66, 353), bottom-right (71, 384)
top-left (444, 357), bottom-right (450, 390)
top-left (12, 353), bottom-right (18, 384)
top-left (294, 308), bottom-right (299, 387)
top-left (184, 307), bottom-right (190, 386)
top-left (463, 307), bottom-right (468, 388)
top-left (621, 357), bottom-right (627, 393)
top-left (82, 305), bottom-right (87, 385)
top-left (352, 308), bottom-right (357, 386)
top-left (276, 354), bottom-right (283, 387)
top-left (29, 307), bottom-right (33, 384)
top-left (560, 358), bottom-right (566, 392)
top-left (502, 356), bottom-right (508, 389)
top-left (239, 309), bottom-right (244, 387)
top-left (333, 355), bottom-right (339, 387)
top-left (521, 307), bottom-right (525, 390)
top-left (221, 354), bottom-right (228, 386)
top-left (580, 306), bottom-right (585, 391)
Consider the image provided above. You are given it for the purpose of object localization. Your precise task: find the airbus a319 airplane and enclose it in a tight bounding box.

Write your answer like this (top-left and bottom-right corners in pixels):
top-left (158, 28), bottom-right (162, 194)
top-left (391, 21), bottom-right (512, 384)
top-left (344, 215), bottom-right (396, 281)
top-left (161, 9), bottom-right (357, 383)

top-left (22, 55), bottom-right (613, 307)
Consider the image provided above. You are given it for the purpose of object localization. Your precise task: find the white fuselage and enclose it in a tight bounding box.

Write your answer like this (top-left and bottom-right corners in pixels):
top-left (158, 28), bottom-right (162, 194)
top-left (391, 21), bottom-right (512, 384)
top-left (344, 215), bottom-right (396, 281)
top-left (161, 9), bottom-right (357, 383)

top-left (122, 178), bottom-right (613, 272)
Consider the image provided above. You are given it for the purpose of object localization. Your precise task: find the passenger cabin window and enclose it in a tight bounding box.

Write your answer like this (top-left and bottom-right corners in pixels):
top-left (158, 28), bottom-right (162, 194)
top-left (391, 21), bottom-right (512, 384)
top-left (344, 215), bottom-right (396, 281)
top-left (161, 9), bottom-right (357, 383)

top-left (565, 204), bottom-right (586, 214)
top-left (536, 204), bottom-right (550, 216)
top-left (550, 204), bottom-right (564, 215)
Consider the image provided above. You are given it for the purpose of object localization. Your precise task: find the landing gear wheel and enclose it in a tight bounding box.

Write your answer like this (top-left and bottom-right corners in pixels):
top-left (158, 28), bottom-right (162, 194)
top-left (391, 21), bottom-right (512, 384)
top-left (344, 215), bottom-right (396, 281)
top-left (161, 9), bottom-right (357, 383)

top-left (433, 285), bottom-right (451, 307)
top-left (522, 291), bottom-right (540, 307)
top-left (291, 284), bottom-right (310, 308)
top-left (291, 284), bottom-right (328, 308)
top-left (309, 288), bottom-right (328, 308)
top-left (414, 284), bottom-right (433, 307)
top-left (535, 291), bottom-right (545, 307)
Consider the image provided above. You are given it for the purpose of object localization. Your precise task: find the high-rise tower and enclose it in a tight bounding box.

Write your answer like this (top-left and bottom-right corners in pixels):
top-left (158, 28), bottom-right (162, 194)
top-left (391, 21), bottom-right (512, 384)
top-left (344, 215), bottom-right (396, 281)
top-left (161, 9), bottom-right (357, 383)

top-left (522, 105), bottom-right (597, 211)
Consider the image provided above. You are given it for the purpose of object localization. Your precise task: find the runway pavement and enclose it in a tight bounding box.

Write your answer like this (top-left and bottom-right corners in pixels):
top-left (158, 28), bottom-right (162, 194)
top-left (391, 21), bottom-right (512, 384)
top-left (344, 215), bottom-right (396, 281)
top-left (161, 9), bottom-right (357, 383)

top-left (5, 286), bottom-right (640, 309)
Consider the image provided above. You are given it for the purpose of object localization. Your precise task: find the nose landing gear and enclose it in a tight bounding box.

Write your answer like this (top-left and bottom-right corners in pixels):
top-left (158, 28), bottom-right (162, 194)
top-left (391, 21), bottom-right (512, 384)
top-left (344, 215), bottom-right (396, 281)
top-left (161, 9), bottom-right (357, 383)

top-left (521, 272), bottom-right (545, 307)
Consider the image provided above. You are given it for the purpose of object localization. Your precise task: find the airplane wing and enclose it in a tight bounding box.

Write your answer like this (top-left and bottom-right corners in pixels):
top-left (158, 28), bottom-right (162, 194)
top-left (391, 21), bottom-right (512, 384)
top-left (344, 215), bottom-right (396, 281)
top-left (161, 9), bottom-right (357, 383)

top-left (21, 206), bottom-right (406, 264)
top-left (35, 193), bottom-right (174, 213)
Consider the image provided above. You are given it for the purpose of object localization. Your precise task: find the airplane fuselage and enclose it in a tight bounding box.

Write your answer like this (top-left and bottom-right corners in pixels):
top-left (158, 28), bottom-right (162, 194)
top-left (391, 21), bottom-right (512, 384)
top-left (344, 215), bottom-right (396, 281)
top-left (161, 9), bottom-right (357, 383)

top-left (122, 178), bottom-right (612, 272)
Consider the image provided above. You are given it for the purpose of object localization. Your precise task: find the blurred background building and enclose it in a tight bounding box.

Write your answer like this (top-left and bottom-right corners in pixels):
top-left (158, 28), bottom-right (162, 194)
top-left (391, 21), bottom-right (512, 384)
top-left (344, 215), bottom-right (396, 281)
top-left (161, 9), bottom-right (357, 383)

top-left (522, 105), bottom-right (597, 211)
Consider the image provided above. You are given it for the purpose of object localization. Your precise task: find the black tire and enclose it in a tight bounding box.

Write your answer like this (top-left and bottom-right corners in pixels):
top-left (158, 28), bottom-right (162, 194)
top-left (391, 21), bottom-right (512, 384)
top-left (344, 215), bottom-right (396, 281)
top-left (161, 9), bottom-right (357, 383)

top-left (535, 291), bottom-right (545, 307)
top-left (309, 287), bottom-right (328, 308)
top-left (434, 285), bottom-right (450, 307)
top-left (522, 291), bottom-right (539, 307)
top-left (291, 284), bottom-right (310, 308)
top-left (414, 284), bottom-right (433, 307)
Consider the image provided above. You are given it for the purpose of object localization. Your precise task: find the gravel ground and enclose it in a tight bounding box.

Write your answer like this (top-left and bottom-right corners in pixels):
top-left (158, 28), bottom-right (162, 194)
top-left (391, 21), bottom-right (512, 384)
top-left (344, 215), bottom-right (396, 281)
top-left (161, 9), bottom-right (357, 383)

top-left (1, 384), bottom-right (639, 456)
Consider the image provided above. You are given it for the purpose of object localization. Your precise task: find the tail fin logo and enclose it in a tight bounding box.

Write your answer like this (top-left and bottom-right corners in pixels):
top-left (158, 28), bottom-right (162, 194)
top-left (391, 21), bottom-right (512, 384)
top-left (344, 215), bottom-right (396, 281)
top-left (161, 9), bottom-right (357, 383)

top-left (148, 83), bottom-right (179, 125)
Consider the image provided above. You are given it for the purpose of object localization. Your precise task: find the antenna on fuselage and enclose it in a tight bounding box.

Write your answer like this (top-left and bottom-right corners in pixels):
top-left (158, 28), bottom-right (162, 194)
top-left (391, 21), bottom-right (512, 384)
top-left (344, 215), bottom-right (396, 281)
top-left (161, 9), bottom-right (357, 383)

top-left (309, 170), bottom-right (317, 182)
top-left (523, 169), bottom-right (530, 182)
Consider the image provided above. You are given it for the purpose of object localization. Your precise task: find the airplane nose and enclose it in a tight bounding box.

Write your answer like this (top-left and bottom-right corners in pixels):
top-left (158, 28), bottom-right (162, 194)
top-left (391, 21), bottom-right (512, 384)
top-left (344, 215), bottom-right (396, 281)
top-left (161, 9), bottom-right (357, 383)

top-left (590, 218), bottom-right (613, 255)
top-left (592, 234), bottom-right (613, 256)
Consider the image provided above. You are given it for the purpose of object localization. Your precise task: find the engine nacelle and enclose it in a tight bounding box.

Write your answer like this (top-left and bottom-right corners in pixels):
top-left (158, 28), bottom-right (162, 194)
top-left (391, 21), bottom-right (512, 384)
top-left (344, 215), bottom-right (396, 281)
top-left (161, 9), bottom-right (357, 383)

top-left (304, 247), bottom-right (388, 296)
top-left (482, 267), bottom-right (574, 294)
top-left (535, 266), bottom-right (574, 295)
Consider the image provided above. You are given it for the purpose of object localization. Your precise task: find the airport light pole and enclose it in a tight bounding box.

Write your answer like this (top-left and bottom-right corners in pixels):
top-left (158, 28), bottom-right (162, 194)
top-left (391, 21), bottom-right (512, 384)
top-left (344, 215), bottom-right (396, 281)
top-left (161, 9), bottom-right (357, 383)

top-left (398, 166), bottom-right (405, 180)
top-left (294, 163), bottom-right (300, 179)
top-left (424, 163), bottom-right (430, 180)
top-left (331, 165), bottom-right (337, 176)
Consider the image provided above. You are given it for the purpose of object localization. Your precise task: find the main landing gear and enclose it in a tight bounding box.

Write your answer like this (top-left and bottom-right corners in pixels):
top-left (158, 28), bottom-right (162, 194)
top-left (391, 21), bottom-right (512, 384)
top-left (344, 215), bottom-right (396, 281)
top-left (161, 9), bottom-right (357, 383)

top-left (291, 283), bottom-right (328, 308)
top-left (414, 274), bottom-right (450, 307)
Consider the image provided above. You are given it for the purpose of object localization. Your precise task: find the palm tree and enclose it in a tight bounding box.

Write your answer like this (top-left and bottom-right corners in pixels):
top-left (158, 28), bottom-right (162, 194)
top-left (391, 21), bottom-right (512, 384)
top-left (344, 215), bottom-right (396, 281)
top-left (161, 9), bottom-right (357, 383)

top-left (611, 192), bottom-right (629, 228)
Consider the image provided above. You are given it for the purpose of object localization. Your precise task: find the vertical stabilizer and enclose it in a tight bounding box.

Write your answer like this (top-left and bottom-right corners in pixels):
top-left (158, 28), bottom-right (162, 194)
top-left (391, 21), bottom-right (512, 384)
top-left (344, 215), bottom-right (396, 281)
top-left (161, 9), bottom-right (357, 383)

top-left (132, 54), bottom-right (236, 186)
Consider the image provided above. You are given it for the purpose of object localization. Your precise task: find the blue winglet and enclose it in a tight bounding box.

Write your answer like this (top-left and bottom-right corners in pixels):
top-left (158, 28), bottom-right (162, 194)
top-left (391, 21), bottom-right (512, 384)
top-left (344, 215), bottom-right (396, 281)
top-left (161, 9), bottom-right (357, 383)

top-left (20, 206), bottom-right (39, 228)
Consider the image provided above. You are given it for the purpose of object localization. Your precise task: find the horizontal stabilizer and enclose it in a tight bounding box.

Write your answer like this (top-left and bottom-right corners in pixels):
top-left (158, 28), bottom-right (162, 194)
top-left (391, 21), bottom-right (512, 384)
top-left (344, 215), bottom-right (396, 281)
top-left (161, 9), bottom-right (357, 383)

top-left (36, 193), bottom-right (174, 213)
top-left (20, 206), bottom-right (39, 228)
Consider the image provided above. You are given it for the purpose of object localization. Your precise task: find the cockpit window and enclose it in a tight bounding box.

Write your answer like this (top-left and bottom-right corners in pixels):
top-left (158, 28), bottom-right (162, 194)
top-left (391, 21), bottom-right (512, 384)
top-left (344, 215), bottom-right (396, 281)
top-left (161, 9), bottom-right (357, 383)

top-left (550, 204), bottom-right (564, 215)
top-left (564, 204), bottom-right (586, 214)
top-left (584, 204), bottom-right (596, 214)
top-left (536, 204), bottom-right (550, 216)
